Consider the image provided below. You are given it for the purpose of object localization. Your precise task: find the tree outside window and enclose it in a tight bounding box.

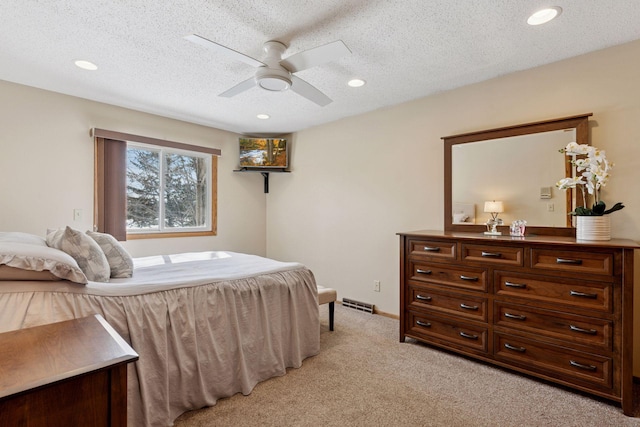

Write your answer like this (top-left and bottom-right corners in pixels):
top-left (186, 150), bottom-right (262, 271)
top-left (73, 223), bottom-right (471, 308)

top-left (126, 144), bottom-right (211, 233)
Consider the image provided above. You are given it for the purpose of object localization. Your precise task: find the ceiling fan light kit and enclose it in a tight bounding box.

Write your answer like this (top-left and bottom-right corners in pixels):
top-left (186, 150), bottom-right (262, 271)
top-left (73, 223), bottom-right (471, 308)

top-left (255, 67), bottom-right (291, 91)
top-left (185, 34), bottom-right (351, 106)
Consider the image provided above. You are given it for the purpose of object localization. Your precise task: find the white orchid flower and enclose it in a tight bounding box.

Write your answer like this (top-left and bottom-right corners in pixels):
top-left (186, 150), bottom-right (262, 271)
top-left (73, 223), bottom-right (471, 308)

top-left (563, 142), bottom-right (591, 155)
top-left (589, 147), bottom-right (607, 162)
top-left (556, 177), bottom-right (584, 190)
top-left (557, 142), bottom-right (623, 215)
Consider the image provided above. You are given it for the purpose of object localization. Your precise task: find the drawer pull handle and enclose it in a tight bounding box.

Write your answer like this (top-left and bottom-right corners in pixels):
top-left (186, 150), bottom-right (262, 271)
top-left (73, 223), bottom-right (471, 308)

top-left (504, 312), bottom-right (526, 321)
top-left (505, 281), bottom-right (527, 289)
top-left (556, 258), bottom-right (583, 265)
top-left (481, 251), bottom-right (502, 258)
top-left (570, 360), bottom-right (597, 371)
top-left (416, 294), bottom-right (432, 301)
top-left (423, 246), bottom-right (441, 252)
top-left (504, 343), bottom-right (526, 352)
top-left (459, 303), bottom-right (479, 311)
top-left (460, 275), bottom-right (479, 281)
top-left (416, 320), bottom-right (431, 328)
top-left (416, 269), bottom-right (432, 275)
top-left (459, 331), bottom-right (478, 340)
top-left (569, 325), bottom-right (597, 335)
top-left (570, 290), bottom-right (598, 299)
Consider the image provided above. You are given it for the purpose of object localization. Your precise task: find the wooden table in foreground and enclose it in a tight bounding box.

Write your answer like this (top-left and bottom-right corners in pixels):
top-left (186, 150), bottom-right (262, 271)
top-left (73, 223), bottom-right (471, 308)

top-left (0, 314), bottom-right (139, 427)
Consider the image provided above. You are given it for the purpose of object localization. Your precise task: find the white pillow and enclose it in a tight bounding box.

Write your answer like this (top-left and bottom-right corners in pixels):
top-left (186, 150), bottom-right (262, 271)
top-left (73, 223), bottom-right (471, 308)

top-left (0, 241), bottom-right (88, 284)
top-left (46, 226), bottom-right (111, 282)
top-left (453, 213), bottom-right (469, 223)
top-left (87, 231), bottom-right (133, 278)
top-left (0, 231), bottom-right (48, 246)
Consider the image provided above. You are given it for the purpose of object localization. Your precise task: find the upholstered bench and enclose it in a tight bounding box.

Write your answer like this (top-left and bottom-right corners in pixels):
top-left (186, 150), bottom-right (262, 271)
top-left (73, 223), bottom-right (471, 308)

top-left (317, 285), bottom-right (337, 331)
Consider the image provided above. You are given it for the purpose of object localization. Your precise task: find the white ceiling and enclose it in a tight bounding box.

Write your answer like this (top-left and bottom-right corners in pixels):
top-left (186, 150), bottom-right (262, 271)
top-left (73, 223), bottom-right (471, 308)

top-left (1, 1), bottom-right (640, 135)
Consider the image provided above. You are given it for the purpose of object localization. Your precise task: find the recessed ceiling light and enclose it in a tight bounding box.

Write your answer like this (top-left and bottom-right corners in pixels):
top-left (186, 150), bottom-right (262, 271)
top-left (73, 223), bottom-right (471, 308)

top-left (527, 7), bottom-right (562, 26)
top-left (348, 79), bottom-right (366, 88)
top-left (74, 60), bottom-right (98, 70)
top-left (257, 114), bottom-right (270, 120)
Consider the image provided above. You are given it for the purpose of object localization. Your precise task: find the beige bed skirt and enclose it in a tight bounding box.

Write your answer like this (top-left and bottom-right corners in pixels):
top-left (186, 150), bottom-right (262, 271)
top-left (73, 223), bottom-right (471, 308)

top-left (0, 267), bottom-right (320, 426)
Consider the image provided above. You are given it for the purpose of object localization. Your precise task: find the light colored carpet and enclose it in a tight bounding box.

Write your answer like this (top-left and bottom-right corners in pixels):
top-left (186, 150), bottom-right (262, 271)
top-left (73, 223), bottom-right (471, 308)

top-left (174, 304), bottom-right (640, 427)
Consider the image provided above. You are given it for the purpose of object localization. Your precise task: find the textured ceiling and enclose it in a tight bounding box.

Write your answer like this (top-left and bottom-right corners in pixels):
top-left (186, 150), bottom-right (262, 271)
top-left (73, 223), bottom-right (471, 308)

top-left (1, 1), bottom-right (640, 135)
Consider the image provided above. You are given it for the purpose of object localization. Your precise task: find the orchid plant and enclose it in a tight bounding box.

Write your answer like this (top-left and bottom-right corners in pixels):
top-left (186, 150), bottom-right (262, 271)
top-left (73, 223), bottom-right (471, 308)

top-left (556, 142), bottom-right (624, 216)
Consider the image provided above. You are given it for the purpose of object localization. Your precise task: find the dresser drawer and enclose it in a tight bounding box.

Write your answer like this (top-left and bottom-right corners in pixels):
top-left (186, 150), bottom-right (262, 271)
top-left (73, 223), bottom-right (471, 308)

top-left (531, 249), bottom-right (613, 276)
top-left (409, 285), bottom-right (488, 322)
top-left (494, 333), bottom-right (613, 389)
top-left (408, 239), bottom-right (456, 261)
top-left (495, 272), bottom-right (612, 313)
top-left (408, 312), bottom-right (488, 353)
top-left (410, 262), bottom-right (487, 292)
top-left (494, 302), bottom-right (613, 350)
top-left (462, 244), bottom-right (523, 266)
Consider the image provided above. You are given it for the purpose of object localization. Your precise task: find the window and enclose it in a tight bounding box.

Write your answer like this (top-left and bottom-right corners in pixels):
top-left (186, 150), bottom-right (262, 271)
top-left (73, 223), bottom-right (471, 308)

top-left (93, 129), bottom-right (220, 240)
top-left (126, 144), bottom-right (212, 234)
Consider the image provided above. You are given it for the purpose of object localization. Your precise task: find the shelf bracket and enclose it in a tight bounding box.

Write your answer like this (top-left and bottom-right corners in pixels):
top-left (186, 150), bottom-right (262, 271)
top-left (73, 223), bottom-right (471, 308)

top-left (233, 167), bottom-right (288, 194)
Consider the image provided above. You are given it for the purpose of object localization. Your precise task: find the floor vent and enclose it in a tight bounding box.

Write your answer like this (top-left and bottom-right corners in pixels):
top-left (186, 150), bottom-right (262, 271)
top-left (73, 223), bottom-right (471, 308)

top-left (342, 298), bottom-right (374, 314)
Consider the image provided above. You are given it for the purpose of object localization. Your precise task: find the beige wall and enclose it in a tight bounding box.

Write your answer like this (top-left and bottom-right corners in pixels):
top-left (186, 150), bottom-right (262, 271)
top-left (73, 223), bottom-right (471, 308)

top-left (265, 40), bottom-right (640, 373)
top-left (0, 80), bottom-right (267, 256)
top-left (2, 39), bottom-right (640, 374)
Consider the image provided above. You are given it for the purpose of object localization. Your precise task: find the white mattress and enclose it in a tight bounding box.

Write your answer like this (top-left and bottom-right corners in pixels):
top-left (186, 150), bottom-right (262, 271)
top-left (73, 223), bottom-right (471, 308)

top-left (0, 251), bottom-right (320, 427)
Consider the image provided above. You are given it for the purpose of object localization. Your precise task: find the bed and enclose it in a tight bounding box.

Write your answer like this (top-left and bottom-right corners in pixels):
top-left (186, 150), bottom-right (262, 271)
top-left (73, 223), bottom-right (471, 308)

top-left (0, 230), bottom-right (320, 426)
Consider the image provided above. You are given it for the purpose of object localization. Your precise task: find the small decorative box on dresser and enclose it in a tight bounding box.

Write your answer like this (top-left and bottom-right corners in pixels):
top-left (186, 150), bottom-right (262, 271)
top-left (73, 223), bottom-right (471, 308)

top-left (398, 230), bottom-right (639, 415)
top-left (0, 314), bottom-right (139, 427)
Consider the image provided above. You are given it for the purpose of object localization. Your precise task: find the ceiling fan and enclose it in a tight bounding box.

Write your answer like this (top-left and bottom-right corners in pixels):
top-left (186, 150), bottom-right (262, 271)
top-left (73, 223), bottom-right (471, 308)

top-left (185, 34), bottom-right (351, 106)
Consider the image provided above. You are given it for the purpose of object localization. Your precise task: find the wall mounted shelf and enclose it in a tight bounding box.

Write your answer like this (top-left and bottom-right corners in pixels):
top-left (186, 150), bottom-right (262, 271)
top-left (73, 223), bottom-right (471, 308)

top-left (233, 167), bottom-right (290, 193)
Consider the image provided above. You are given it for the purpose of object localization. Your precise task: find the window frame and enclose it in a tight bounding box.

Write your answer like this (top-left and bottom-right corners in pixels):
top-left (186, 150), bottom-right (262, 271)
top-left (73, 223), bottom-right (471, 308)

top-left (93, 128), bottom-right (220, 241)
top-left (126, 142), bottom-right (215, 237)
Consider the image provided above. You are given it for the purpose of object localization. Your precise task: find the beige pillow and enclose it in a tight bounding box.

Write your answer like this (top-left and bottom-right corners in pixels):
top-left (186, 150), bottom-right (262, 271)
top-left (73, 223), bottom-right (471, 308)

top-left (86, 231), bottom-right (133, 278)
top-left (0, 241), bottom-right (88, 284)
top-left (46, 226), bottom-right (111, 282)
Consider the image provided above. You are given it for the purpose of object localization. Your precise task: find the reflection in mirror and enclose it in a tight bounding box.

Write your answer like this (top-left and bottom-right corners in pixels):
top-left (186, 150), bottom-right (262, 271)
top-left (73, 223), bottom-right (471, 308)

top-left (452, 128), bottom-right (574, 228)
top-left (443, 114), bottom-right (592, 237)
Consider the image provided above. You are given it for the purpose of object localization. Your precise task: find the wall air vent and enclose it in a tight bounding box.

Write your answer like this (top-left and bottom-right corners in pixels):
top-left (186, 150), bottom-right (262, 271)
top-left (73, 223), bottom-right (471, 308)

top-left (342, 298), bottom-right (374, 314)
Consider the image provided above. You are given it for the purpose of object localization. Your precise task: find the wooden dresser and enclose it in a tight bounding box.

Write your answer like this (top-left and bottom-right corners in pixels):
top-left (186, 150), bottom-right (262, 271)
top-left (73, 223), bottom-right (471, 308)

top-left (398, 230), bottom-right (638, 415)
top-left (0, 315), bottom-right (139, 427)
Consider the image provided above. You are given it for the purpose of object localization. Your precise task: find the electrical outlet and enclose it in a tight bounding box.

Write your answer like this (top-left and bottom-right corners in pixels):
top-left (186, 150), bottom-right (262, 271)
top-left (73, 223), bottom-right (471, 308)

top-left (373, 280), bottom-right (381, 292)
top-left (73, 209), bottom-right (83, 221)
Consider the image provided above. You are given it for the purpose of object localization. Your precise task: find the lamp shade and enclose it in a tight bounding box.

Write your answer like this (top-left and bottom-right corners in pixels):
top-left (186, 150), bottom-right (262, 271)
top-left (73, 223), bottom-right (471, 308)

top-left (484, 201), bottom-right (504, 213)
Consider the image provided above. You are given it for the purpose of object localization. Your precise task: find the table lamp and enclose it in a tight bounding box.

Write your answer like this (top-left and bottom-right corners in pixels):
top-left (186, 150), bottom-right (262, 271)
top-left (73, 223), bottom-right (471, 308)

top-left (484, 200), bottom-right (504, 235)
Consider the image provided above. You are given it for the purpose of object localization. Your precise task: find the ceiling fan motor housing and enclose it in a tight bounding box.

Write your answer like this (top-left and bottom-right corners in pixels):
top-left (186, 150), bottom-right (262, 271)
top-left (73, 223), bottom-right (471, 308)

top-left (254, 41), bottom-right (292, 91)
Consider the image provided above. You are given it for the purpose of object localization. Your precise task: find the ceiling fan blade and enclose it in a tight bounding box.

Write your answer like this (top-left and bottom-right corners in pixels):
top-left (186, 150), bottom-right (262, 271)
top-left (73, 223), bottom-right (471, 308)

top-left (184, 34), bottom-right (265, 68)
top-left (290, 75), bottom-right (332, 106)
top-left (280, 40), bottom-right (351, 73)
top-left (219, 77), bottom-right (256, 98)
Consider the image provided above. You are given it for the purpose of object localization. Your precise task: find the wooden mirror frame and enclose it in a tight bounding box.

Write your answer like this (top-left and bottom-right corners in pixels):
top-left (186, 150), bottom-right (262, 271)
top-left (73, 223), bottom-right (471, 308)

top-left (443, 113), bottom-right (592, 237)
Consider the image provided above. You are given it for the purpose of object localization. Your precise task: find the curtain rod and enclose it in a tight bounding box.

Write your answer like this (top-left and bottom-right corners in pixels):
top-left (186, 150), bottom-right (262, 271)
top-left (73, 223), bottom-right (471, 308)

top-left (91, 128), bottom-right (222, 156)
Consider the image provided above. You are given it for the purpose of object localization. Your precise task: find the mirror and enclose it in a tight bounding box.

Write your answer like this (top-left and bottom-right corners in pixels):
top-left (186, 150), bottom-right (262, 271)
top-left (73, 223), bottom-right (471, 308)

top-left (443, 114), bottom-right (591, 237)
